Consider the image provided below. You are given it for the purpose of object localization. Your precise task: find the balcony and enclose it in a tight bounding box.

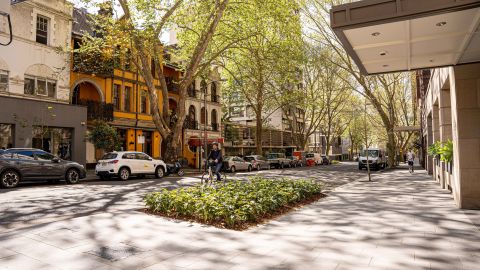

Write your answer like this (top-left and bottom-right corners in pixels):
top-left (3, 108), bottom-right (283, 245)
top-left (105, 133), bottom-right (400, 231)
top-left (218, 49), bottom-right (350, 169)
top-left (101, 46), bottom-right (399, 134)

top-left (184, 119), bottom-right (199, 130)
top-left (76, 99), bottom-right (114, 122)
top-left (212, 123), bottom-right (220, 132)
top-left (166, 78), bottom-right (179, 93)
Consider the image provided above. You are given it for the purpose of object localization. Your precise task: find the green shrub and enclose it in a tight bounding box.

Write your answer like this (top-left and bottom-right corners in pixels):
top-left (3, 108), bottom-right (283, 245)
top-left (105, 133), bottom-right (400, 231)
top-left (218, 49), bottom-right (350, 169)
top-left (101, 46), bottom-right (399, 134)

top-left (331, 160), bottom-right (340, 164)
top-left (438, 139), bottom-right (453, 163)
top-left (427, 141), bottom-right (442, 157)
top-left (144, 177), bottom-right (323, 228)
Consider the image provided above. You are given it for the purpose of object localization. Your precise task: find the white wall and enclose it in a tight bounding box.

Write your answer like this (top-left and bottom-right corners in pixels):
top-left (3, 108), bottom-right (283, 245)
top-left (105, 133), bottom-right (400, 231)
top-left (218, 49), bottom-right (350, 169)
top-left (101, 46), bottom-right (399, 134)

top-left (0, 0), bottom-right (72, 103)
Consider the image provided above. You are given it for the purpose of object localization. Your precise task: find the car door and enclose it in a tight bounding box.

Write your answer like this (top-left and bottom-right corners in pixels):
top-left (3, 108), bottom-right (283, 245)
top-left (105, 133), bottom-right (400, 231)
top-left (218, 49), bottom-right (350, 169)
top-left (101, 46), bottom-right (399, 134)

top-left (236, 157), bottom-right (248, 170)
top-left (34, 151), bottom-right (61, 177)
top-left (135, 153), bottom-right (155, 174)
top-left (121, 153), bottom-right (137, 173)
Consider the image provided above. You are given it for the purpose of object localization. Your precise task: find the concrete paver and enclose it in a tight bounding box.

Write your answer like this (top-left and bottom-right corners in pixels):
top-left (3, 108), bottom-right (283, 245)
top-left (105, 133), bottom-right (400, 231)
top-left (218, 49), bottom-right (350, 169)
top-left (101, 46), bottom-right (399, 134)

top-left (0, 166), bottom-right (479, 269)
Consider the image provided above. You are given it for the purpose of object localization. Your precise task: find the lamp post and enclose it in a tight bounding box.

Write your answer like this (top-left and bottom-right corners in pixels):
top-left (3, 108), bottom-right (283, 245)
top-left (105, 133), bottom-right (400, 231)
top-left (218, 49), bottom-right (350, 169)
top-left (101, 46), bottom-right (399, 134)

top-left (364, 98), bottom-right (372, 182)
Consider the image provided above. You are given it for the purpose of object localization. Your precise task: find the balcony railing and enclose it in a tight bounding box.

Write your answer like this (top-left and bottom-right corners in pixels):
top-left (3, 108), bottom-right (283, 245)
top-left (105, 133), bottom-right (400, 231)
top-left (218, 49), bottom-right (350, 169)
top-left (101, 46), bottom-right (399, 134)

top-left (212, 123), bottom-right (220, 131)
top-left (76, 99), bottom-right (114, 122)
top-left (211, 95), bottom-right (220, 103)
top-left (184, 119), bottom-right (199, 130)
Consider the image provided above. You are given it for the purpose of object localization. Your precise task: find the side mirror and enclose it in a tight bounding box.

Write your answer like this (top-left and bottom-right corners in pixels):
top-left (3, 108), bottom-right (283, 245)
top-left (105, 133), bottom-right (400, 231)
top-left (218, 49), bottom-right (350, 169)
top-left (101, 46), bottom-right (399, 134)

top-left (148, 158), bottom-right (153, 161)
top-left (52, 157), bottom-right (60, 163)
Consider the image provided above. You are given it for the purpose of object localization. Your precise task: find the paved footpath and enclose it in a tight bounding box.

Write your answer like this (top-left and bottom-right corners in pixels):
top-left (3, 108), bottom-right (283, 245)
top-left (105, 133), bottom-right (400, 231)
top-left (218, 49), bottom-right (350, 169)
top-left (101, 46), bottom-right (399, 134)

top-left (0, 168), bottom-right (479, 270)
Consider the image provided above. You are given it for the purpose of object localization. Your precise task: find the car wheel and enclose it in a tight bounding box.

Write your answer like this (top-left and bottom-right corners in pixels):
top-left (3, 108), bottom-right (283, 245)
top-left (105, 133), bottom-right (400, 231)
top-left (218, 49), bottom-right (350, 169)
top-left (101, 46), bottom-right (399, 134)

top-left (155, 166), bottom-right (165, 178)
top-left (65, 168), bottom-right (80, 184)
top-left (230, 166), bottom-right (236, 173)
top-left (280, 163), bottom-right (284, 169)
top-left (1, 170), bottom-right (20, 188)
top-left (119, 167), bottom-right (130, 181)
top-left (358, 165), bottom-right (363, 170)
top-left (248, 165), bottom-right (252, 172)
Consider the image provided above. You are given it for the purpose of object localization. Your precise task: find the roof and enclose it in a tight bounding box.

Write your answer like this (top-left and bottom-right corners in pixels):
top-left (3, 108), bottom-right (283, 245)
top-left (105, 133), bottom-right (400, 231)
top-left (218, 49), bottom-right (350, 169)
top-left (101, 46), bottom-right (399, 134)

top-left (72, 7), bottom-right (94, 37)
top-left (330, 0), bottom-right (480, 75)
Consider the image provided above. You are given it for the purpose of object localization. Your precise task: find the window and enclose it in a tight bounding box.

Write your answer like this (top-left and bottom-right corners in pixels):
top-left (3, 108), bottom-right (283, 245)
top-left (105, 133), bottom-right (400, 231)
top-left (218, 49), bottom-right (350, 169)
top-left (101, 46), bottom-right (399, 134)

top-left (103, 153), bottom-right (118, 160)
top-left (122, 153), bottom-right (135, 159)
top-left (16, 151), bottom-right (35, 161)
top-left (34, 151), bottom-right (55, 161)
top-left (135, 153), bottom-right (150, 160)
top-left (123, 86), bottom-right (131, 112)
top-left (200, 107), bottom-right (207, 124)
top-left (125, 49), bottom-right (132, 71)
top-left (36, 15), bottom-right (49, 45)
top-left (140, 91), bottom-right (148, 114)
top-left (201, 80), bottom-right (207, 94)
top-left (24, 76), bottom-right (56, 97)
top-left (113, 84), bottom-right (121, 110)
top-left (0, 124), bottom-right (13, 149)
top-left (0, 70), bottom-right (8, 92)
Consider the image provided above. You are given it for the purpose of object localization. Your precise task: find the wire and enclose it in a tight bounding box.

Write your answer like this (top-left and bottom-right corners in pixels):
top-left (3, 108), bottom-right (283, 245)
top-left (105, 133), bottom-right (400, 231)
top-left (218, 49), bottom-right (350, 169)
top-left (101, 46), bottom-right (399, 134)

top-left (0, 13), bottom-right (13, 46)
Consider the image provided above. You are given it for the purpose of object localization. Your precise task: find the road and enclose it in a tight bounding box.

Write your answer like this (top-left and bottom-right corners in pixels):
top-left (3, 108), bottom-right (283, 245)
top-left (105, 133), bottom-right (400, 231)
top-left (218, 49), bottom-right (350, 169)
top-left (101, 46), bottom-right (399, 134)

top-left (0, 162), bottom-right (377, 233)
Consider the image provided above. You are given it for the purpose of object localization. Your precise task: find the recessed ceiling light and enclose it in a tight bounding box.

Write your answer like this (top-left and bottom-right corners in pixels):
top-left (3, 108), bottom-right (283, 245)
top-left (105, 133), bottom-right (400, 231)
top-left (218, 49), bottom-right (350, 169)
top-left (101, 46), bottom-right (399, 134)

top-left (429, 59), bottom-right (435, 63)
top-left (371, 32), bottom-right (381, 37)
top-left (436, 21), bottom-right (447, 27)
top-left (383, 64), bottom-right (389, 67)
top-left (380, 51), bottom-right (388, 56)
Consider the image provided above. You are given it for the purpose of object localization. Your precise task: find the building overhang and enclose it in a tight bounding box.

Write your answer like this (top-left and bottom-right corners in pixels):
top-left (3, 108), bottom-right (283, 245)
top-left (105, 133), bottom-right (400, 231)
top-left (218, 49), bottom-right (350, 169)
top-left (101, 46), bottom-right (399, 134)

top-left (330, 0), bottom-right (480, 75)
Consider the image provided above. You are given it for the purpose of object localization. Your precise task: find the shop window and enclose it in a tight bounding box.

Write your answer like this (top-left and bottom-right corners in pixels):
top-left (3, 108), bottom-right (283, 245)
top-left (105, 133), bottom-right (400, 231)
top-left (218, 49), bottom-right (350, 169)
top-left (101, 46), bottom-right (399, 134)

top-left (0, 70), bottom-right (8, 92)
top-left (113, 84), bottom-right (121, 110)
top-left (140, 91), bottom-right (148, 114)
top-left (0, 124), bottom-right (13, 149)
top-left (36, 15), bottom-right (49, 45)
top-left (32, 126), bottom-right (73, 160)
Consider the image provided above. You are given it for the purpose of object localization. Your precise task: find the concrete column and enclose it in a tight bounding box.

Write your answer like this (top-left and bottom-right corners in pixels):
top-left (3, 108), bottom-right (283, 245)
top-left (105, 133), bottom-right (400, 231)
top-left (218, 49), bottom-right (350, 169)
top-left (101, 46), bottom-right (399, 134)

top-left (439, 88), bottom-right (452, 189)
top-left (449, 63), bottom-right (480, 209)
top-left (426, 114), bottom-right (434, 175)
top-left (432, 104), bottom-right (442, 184)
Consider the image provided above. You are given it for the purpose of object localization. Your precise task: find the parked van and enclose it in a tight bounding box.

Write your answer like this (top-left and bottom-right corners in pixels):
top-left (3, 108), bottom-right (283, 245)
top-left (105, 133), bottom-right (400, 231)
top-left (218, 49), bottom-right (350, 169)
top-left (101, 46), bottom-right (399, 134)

top-left (358, 148), bottom-right (387, 170)
top-left (293, 151), bottom-right (307, 166)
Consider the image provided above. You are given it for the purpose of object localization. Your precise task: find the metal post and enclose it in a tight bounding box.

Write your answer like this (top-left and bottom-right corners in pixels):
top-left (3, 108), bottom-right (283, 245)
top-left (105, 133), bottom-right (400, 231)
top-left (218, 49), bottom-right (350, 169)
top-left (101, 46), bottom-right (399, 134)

top-left (364, 98), bottom-right (371, 181)
top-left (203, 82), bottom-right (207, 169)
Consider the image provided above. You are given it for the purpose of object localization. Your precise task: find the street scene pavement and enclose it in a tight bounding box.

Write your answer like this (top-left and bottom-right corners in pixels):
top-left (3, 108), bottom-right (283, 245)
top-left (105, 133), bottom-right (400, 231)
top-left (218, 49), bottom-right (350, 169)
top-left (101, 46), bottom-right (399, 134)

top-left (1, 163), bottom-right (479, 270)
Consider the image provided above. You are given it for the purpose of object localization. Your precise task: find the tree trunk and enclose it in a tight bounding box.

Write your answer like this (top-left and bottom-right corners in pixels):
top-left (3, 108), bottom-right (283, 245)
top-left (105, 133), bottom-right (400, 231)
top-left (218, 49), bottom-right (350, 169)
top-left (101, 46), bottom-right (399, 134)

top-left (256, 111), bottom-right (263, 155)
top-left (387, 128), bottom-right (396, 167)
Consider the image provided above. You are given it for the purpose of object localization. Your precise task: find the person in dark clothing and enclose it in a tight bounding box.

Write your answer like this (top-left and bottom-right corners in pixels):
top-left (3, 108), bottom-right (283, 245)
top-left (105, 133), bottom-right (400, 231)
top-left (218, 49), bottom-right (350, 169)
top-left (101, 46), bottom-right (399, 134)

top-left (207, 142), bottom-right (223, 181)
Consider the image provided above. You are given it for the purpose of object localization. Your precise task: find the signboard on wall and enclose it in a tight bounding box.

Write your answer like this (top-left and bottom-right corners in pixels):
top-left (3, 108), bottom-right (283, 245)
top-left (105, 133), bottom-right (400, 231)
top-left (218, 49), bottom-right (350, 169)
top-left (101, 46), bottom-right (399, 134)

top-left (137, 135), bottom-right (145, 144)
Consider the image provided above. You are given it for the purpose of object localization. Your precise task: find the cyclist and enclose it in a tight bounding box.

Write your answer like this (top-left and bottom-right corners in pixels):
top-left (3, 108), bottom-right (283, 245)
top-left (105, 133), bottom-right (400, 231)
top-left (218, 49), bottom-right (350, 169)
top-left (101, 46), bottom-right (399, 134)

top-left (406, 149), bottom-right (415, 173)
top-left (207, 142), bottom-right (223, 181)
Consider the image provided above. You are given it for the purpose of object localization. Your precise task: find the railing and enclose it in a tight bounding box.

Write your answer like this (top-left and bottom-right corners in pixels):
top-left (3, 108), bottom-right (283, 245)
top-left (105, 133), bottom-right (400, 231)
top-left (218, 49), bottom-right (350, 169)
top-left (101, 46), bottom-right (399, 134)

top-left (76, 99), bottom-right (114, 122)
top-left (184, 119), bottom-right (199, 130)
top-left (211, 95), bottom-right (220, 103)
top-left (212, 123), bottom-right (219, 131)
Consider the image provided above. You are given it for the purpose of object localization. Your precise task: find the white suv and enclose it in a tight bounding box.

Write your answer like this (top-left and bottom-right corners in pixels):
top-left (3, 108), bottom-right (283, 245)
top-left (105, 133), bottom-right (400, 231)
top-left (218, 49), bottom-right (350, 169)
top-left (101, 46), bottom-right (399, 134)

top-left (95, 151), bottom-right (167, 180)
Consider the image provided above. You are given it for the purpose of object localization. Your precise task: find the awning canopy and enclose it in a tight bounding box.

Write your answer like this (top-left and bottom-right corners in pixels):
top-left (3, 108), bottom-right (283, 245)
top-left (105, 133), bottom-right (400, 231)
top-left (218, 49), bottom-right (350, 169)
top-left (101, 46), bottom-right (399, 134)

top-left (330, 0), bottom-right (480, 75)
top-left (188, 138), bottom-right (224, 147)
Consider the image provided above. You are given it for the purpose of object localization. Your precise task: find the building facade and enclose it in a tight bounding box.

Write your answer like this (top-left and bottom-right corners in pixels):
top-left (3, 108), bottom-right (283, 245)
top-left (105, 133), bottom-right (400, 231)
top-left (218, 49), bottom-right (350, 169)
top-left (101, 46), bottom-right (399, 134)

top-left (0, 0), bottom-right (87, 164)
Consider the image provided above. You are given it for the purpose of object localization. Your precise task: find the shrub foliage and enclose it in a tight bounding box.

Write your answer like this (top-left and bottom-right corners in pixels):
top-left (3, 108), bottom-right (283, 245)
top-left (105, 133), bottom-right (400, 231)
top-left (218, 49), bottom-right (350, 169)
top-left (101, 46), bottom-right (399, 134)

top-left (144, 177), bottom-right (323, 228)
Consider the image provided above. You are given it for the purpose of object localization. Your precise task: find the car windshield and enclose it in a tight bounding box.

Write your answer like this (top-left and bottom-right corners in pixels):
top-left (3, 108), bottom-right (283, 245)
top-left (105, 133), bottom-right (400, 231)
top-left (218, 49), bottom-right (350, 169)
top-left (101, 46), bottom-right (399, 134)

top-left (267, 154), bottom-right (278, 159)
top-left (361, 150), bottom-right (379, 158)
top-left (306, 154), bottom-right (314, 158)
top-left (102, 153), bottom-right (118, 160)
top-left (244, 156), bottom-right (255, 161)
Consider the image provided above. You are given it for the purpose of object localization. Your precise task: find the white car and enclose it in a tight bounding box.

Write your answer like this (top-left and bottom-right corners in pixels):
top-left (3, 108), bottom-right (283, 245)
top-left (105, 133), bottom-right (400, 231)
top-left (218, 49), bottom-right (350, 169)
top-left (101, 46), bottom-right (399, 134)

top-left (95, 151), bottom-right (167, 180)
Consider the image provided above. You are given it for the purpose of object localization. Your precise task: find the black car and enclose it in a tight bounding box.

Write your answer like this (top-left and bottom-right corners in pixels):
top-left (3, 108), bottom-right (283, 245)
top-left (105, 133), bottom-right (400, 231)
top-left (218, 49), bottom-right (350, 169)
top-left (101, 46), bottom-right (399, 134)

top-left (0, 148), bottom-right (86, 188)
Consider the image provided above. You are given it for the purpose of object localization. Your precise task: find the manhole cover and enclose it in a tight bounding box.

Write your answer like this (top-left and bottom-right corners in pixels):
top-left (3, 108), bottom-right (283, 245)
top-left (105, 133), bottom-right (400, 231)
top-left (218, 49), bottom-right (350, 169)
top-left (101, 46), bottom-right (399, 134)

top-left (86, 244), bottom-right (144, 261)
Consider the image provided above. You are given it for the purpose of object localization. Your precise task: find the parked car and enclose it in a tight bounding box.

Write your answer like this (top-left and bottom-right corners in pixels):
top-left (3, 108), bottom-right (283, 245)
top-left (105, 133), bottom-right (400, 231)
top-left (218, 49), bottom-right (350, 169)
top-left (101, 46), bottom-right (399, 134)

top-left (0, 148), bottom-right (86, 188)
top-left (223, 156), bottom-right (252, 172)
top-left (286, 156), bottom-right (301, 167)
top-left (320, 155), bottom-right (331, 165)
top-left (244, 155), bottom-right (270, 170)
top-left (305, 153), bottom-right (318, 166)
top-left (95, 151), bottom-right (167, 180)
top-left (266, 153), bottom-right (290, 169)
top-left (358, 148), bottom-right (387, 170)
top-left (292, 151), bottom-right (307, 166)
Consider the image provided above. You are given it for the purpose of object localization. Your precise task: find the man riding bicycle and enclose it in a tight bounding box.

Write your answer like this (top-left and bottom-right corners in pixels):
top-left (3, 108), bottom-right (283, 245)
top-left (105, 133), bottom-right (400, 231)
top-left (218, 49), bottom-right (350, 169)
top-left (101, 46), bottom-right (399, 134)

top-left (207, 142), bottom-right (223, 181)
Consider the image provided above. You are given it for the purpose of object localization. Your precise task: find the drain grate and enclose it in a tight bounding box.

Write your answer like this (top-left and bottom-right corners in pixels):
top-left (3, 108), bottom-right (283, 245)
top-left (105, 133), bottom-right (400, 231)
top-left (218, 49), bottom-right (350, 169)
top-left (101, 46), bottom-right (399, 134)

top-left (86, 244), bottom-right (144, 261)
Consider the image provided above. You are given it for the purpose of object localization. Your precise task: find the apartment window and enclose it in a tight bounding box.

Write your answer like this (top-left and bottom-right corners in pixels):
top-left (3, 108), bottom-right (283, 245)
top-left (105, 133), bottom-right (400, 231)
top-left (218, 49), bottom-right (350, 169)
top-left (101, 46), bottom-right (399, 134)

top-left (123, 86), bottom-right (131, 112)
top-left (0, 70), bottom-right (8, 92)
top-left (140, 90), bottom-right (148, 114)
top-left (125, 49), bottom-right (132, 71)
top-left (24, 75), bottom-right (56, 97)
top-left (113, 84), bottom-right (121, 110)
top-left (36, 15), bottom-right (49, 45)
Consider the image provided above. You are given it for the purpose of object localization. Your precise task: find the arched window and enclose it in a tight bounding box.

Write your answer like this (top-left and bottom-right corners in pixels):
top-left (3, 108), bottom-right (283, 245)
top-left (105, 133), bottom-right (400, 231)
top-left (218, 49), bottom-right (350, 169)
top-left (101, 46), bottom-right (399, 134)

top-left (211, 109), bottom-right (218, 131)
top-left (201, 80), bottom-right (207, 94)
top-left (211, 82), bottom-right (218, 102)
top-left (200, 107), bottom-right (207, 124)
top-left (188, 105), bottom-right (196, 122)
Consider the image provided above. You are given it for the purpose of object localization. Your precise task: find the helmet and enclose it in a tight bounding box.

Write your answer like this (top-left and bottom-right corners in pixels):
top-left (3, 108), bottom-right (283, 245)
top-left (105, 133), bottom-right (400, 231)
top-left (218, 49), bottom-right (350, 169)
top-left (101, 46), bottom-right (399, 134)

top-left (212, 142), bottom-right (219, 146)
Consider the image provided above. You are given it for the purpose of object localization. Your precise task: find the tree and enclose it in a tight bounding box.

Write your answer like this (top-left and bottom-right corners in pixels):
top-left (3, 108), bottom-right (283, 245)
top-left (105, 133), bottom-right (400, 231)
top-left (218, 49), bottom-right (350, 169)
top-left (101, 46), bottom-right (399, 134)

top-left (88, 120), bottom-right (120, 152)
top-left (220, 0), bottom-right (304, 154)
top-left (302, 0), bottom-right (417, 167)
top-left (76, 0), bottom-right (231, 161)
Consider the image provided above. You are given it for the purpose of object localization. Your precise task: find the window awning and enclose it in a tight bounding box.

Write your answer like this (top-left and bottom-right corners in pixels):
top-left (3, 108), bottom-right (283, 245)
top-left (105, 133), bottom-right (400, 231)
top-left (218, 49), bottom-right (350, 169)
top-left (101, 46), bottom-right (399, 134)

top-left (330, 0), bottom-right (480, 75)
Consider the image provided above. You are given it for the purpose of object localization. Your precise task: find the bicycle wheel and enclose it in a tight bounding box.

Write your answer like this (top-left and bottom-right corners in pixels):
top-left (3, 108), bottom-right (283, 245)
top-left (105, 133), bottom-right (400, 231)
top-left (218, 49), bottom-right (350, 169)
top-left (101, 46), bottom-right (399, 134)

top-left (221, 172), bottom-right (227, 185)
top-left (201, 172), bottom-right (208, 185)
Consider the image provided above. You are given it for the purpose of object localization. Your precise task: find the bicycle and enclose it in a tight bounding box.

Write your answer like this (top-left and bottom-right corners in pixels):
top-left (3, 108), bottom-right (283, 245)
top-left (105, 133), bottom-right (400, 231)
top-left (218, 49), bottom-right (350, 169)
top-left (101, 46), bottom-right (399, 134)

top-left (201, 160), bottom-right (227, 186)
top-left (408, 160), bottom-right (414, 173)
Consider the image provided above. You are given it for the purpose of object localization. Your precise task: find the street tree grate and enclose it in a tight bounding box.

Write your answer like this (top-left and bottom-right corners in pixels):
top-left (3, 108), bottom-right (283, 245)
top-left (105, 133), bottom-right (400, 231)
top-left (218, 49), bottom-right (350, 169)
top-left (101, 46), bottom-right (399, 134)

top-left (86, 244), bottom-right (144, 261)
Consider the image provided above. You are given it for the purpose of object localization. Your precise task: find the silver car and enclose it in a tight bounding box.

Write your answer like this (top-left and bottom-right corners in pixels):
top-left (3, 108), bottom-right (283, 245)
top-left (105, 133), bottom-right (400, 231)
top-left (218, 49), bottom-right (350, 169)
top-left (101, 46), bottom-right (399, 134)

top-left (244, 155), bottom-right (270, 170)
top-left (223, 156), bottom-right (253, 173)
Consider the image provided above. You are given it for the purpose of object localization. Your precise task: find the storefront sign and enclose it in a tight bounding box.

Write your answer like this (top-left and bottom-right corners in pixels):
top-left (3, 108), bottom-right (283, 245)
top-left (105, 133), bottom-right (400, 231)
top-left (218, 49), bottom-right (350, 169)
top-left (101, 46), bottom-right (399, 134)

top-left (137, 135), bottom-right (145, 144)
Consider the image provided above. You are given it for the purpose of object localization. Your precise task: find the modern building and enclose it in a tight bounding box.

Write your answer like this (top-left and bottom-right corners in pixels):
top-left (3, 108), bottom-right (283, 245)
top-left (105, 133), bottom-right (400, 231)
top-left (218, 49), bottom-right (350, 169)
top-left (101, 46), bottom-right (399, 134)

top-left (331, 0), bottom-right (480, 209)
top-left (0, 0), bottom-right (87, 164)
